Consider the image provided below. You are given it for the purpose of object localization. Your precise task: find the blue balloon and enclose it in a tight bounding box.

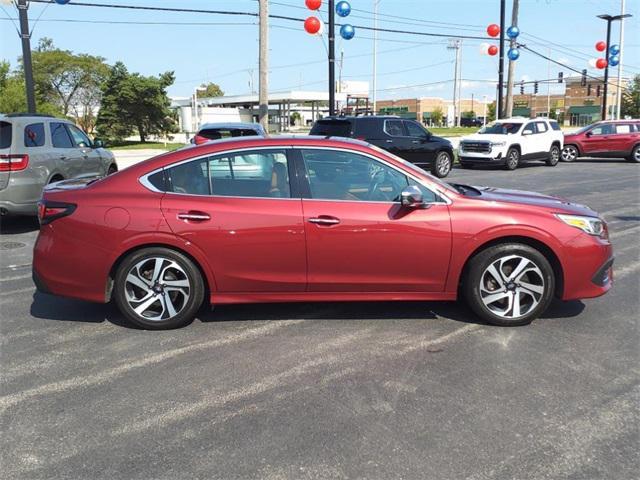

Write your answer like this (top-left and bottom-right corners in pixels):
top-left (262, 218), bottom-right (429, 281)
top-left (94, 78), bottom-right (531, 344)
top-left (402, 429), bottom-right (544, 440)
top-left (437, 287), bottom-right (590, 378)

top-left (336, 1), bottom-right (351, 17)
top-left (506, 26), bottom-right (520, 39)
top-left (507, 48), bottom-right (520, 61)
top-left (340, 24), bottom-right (355, 40)
top-left (609, 55), bottom-right (620, 67)
top-left (609, 44), bottom-right (620, 55)
top-left (54, 0), bottom-right (71, 4)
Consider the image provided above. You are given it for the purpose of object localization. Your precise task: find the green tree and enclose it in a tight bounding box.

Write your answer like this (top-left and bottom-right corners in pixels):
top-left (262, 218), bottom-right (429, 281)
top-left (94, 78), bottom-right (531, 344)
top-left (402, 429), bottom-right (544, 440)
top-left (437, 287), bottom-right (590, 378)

top-left (200, 82), bottom-right (224, 97)
top-left (0, 60), bottom-right (61, 115)
top-left (430, 107), bottom-right (444, 126)
top-left (462, 110), bottom-right (476, 119)
top-left (621, 74), bottom-right (640, 118)
top-left (96, 62), bottom-right (177, 142)
top-left (486, 102), bottom-right (496, 122)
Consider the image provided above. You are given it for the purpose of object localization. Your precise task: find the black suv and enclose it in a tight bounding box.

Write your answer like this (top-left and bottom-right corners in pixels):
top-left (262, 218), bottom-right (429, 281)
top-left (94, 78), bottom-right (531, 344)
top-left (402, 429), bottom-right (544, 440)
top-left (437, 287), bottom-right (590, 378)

top-left (310, 116), bottom-right (454, 177)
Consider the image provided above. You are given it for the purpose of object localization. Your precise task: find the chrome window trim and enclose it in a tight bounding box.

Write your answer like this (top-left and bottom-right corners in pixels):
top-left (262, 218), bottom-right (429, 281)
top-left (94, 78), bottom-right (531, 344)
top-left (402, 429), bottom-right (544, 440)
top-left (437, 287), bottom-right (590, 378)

top-left (139, 144), bottom-right (452, 205)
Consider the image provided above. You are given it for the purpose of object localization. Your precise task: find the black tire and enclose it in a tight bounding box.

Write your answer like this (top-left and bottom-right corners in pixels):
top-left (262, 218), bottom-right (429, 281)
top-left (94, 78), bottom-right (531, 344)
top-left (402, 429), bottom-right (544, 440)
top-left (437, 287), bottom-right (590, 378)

top-left (463, 243), bottom-right (555, 327)
top-left (114, 247), bottom-right (205, 330)
top-left (48, 175), bottom-right (64, 184)
top-left (431, 151), bottom-right (453, 178)
top-left (107, 164), bottom-right (118, 175)
top-left (546, 144), bottom-right (560, 166)
top-left (504, 147), bottom-right (519, 170)
top-left (627, 145), bottom-right (640, 163)
top-left (561, 145), bottom-right (579, 162)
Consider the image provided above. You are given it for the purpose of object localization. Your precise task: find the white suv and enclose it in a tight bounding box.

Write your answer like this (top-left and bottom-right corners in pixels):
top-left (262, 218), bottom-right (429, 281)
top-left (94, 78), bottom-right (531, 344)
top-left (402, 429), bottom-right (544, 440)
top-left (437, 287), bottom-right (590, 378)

top-left (458, 118), bottom-right (563, 170)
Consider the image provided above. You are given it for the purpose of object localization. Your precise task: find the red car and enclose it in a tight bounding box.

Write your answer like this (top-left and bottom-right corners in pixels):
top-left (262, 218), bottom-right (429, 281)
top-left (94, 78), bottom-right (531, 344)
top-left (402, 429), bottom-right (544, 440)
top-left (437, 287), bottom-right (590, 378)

top-left (33, 137), bottom-right (613, 329)
top-left (562, 120), bottom-right (640, 162)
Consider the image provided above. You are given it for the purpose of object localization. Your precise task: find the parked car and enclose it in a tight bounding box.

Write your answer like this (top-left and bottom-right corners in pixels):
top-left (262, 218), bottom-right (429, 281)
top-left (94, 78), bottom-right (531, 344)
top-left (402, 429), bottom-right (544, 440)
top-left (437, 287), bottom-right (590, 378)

top-left (309, 116), bottom-right (454, 178)
top-left (192, 122), bottom-right (266, 145)
top-left (34, 136), bottom-right (613, 330)
top-left (561, 120), bottom-right (640, 163)
top-left (0, 114), bottom-right (117, 216)
top-left (460, 117), bottom-right (483, 127)
top-left (458, 118), bottom-right (563, 170)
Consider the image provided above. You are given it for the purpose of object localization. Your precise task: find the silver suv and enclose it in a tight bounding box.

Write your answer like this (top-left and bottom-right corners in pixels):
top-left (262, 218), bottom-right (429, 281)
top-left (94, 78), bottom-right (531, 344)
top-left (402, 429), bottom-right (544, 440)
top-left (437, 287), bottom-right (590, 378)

top-left (0, 114), bottom-right (117, 216)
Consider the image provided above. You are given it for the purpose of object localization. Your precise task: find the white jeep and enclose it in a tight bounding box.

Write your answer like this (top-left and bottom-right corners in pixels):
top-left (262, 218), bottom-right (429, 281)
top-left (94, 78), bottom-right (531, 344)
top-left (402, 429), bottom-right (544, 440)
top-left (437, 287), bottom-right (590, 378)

top-left (458, 118), bottom-right (564, 170)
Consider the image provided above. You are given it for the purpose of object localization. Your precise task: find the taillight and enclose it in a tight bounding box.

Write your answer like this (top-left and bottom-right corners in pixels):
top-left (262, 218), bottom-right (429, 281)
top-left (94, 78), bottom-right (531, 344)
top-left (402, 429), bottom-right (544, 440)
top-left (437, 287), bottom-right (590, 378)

top-left (0, 154), bottom-right (29, 172)
top-left (194, 135), bottom-right (209, 145)
top-left (37, 201), bottom-right (76, 225)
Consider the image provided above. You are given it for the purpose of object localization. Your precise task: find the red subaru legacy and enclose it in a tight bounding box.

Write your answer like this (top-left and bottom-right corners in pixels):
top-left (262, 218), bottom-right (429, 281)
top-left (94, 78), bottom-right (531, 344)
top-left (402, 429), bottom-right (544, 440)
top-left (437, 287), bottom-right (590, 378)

top-left (33, 137), bottom-right (613, 329)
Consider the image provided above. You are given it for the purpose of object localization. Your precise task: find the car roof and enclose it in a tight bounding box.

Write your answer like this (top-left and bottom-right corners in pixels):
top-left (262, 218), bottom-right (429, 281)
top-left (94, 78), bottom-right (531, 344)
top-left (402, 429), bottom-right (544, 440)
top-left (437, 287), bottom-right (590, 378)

top-left (198, 122), bottom-right (264, 130)
top-left (317, 115), bottom-right (402, 121)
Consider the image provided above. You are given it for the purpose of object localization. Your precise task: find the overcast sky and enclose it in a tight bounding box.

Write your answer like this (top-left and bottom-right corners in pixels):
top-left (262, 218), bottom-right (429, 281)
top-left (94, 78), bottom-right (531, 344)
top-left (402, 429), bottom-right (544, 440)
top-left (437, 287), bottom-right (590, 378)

top-left (1, 0), bottom-right (638, 102)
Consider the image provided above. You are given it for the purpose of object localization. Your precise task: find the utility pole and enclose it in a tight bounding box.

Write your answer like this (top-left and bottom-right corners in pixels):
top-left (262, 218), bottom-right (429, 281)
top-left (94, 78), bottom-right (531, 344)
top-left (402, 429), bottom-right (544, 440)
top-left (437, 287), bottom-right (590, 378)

top-left (497, 0), bottom-right (506, 119)
top-left (17, 0), bottom-right (36, 113)
top-left (504, 0), bottom-right (519, 118)
top-left (448, 39), bottom-right (461, 127)
top-left (328, 0), bottom-right (336, 116)
top-left (598, 13), bottom-right (632, 120)
top-left (258, 0), bottom-right (269, 130)
top-left (372, 0), bottom-right (381, 114)
top-left (615, 0), bottom-right (626, 119)
top-left (546, 47), bottom-right (551, 116)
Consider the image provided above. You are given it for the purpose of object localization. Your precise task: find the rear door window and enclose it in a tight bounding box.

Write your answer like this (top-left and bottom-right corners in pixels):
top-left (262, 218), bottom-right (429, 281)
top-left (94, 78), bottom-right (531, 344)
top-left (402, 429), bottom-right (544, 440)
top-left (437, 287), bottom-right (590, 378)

top-left (309, 120), bottom-right (353, 137)
top-left (24, 123), bottom-right (45, 147)
top-left (0, 121), bottom-right (11, 149)
top-left (384, 120), bottom-right (405, 137)
top-left (50, 122), bottom-right (74, 148)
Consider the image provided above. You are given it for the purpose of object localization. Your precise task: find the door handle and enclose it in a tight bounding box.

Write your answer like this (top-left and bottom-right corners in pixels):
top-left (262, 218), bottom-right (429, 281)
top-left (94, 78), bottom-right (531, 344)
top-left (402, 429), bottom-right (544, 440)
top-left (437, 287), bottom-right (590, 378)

top-left (59, 155), bottom-right (68, 160)
top-left (411, 140), bottom-right (420, 144)
top-left (386, 139), bottom-right (393, 143)
top-left (177, 211), bottom-right (211, 222)
top-left (308, 216), bottom-right (340, 226)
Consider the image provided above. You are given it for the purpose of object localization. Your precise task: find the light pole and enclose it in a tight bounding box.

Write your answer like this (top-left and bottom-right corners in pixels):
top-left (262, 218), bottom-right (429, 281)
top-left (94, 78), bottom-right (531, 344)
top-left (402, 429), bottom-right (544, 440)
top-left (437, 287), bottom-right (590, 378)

top-left (192, 86), bottom-right (206, 133)
top-left (372, 0), bottom-right (382, 115)
top-left (615, 0), bottom-right (627, 119)
top-left (482, 95), bottom-right (488, 125)
top-left (597, 13), bottom-right (632, 120)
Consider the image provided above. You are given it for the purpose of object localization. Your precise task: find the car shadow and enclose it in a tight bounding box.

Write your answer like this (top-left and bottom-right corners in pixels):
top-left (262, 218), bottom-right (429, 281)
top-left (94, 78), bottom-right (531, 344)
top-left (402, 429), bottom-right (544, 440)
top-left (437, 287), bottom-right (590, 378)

top-left (30, 292), bottom-right (586, 329)
top-left (0, 216), bottom-right (40, 235)
top-left (572, 157), bottom-right (630, 163)
top-left (455, 162), bottom-right (549, 171)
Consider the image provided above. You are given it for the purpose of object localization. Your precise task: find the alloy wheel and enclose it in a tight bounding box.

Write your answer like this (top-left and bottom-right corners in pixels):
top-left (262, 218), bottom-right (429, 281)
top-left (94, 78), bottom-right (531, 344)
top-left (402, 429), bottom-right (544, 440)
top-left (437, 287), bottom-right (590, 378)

top-left (435, 152), bottom-right (452, 177)
top-left (548, 146), bottom-right (560, 165)
top-left (506, 150), bottom-right (519, 170)
top-left (124, 257), bottom-right (191, 321)
top-left (561, 146), bottom-right (578, 162)
top-left (479, 254), bottom-right (545, 319)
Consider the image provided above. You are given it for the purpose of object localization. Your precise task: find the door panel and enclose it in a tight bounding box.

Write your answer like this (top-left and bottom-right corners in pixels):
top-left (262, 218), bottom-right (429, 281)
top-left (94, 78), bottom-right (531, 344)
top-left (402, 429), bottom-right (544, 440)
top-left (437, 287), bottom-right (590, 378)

top-left (582, 124), bottom-right (614, 154)
top-left (65, 124), bottom-right (102, 176)
top-left (302, 200), bottom-right (451, 292)
top-left (161, 149), bottom-right (307, 292)
top-left (404, 120), bottom-right (436, 165)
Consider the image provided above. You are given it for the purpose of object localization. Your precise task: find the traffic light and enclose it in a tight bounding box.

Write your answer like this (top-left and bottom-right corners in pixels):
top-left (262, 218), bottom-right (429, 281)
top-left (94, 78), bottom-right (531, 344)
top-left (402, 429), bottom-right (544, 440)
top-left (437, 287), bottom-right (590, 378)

top-left (587, 84), bottom-right (592, 96)
top-left (534, 81), bottom-right (539, 94)
top-left (520, 82), bottom-right (524, 94)
top-left (596, 85), bottom-right (601, 97)
top-left (581, 69), bottom-right (587, 87)
top-left (558, 71), bottom-right (563, 83)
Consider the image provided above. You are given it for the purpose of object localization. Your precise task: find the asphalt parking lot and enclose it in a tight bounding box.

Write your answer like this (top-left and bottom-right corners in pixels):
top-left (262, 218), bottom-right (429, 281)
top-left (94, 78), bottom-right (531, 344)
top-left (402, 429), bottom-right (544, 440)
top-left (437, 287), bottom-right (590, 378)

top-left (1, 159), bottom-right (638, 480)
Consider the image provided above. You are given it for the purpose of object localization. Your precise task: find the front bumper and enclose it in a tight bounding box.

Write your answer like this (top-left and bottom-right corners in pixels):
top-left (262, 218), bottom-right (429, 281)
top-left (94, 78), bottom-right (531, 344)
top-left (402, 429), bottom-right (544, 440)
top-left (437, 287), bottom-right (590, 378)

top-left (560, 234), bottom-right (613, 301)
top-left (459, 152), bottom-right (504, 165)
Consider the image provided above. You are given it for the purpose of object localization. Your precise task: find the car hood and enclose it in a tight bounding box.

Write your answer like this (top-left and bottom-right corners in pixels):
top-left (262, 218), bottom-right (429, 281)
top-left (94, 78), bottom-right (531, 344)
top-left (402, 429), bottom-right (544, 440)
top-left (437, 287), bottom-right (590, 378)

top-left (471, 185), bottom-right (597, 216)
top-left (460, 134), bottom-right (513, 143)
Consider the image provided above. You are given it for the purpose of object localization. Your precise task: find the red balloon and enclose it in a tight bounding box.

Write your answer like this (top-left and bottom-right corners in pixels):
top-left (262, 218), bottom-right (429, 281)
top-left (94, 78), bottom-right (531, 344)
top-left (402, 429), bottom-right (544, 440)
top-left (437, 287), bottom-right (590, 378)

top-left (488, 45), bottom-right (498, 56)
top-left (596, 58), bottom-right (608, 69)
top-left (304, 16), bottom-right (321, 34)
top-left (487, 24), bottom-right (500, 37)
top-left (305, 0), bottom-right (322, 10)
top-left (595, 41), bottom-right (606, 52)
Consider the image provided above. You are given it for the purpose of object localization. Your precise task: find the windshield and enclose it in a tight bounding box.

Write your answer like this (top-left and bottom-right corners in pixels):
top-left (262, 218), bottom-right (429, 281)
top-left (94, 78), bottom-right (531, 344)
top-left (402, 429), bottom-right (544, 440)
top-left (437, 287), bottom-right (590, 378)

top-left (479, 122), bottom-right (522, 135)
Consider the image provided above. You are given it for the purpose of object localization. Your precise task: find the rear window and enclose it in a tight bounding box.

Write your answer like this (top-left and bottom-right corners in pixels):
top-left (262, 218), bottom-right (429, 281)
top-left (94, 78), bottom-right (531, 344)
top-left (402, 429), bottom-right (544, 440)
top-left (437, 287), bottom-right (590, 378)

top-left (549, 121), bottom-right (561, 131)
top-left (310, 120), bottom-right (353, 137)
top-left (200, 128), bottom-right (260, 140)
top-left (24, 123), bottom-right (45, 147)
top-left (0, 121), bottom-right (11, 149)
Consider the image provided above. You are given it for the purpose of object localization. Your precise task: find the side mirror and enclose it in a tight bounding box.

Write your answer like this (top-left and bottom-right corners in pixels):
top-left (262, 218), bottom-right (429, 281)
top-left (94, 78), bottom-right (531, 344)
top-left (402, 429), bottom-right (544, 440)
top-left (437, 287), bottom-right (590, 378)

top-left (93, 139), bottom-right (104, 148)
top-left (400, 185), bottom-right (425, 209)
top-left (585, 131), bottom-right (592, 138)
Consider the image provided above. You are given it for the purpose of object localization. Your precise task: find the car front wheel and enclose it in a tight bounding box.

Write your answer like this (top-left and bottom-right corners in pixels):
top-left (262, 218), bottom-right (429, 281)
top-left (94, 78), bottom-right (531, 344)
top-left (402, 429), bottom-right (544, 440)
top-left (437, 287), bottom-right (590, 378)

top-left (114, 247), bottom-right (205, 330)
top-left (546, 145), bottom-right (560, 166)
top-left (504, 148), bottom-right (519, 170)
top-left (463, 243), bottom-right (555, 326)
top-left (561, 145), bottom-right (579, 162)
top-left (431, 151), bottom-right (453, 178)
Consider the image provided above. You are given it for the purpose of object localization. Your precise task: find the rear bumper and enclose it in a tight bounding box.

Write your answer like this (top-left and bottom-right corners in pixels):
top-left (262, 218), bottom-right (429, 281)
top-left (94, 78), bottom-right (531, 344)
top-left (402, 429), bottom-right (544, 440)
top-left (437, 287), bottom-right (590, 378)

top-left (0, 174), bottom-right (44, 216)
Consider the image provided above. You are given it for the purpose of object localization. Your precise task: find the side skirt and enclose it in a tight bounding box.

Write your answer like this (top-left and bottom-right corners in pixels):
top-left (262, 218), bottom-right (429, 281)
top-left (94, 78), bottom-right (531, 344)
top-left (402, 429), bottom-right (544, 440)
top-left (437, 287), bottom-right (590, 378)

top-left (211, 292), bottom-right (457, 304)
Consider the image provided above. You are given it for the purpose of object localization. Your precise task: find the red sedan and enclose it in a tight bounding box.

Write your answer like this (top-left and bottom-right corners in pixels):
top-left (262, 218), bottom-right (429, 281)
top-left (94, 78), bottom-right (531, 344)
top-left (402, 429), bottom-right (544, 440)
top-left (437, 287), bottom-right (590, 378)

top-left (33, 137), bottom-right (613, 329)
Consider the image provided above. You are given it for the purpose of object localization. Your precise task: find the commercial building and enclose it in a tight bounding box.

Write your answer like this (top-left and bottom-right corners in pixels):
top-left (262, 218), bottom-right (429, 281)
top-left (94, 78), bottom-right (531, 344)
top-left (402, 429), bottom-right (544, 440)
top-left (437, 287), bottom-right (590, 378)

top-left (376, 97), bottom-right (490, 126)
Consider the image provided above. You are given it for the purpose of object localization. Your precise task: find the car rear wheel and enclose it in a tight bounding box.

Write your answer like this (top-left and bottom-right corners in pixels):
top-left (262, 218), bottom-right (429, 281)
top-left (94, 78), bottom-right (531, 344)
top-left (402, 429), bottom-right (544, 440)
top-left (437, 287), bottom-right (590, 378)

top-left (114, 247), bottom-right (205, 330)
top-left (431, 151), bottom-right (452, 178)
top-left (628, 145), bottom-right (640, 163)
top-left (561, 145), bottom-right (579, 162)
top-left (504, 148), bottom-right (519, 170)
top-left (463, 243), bottom-right (555, 326)
top-left (546, 145), bottom-right (560, 166)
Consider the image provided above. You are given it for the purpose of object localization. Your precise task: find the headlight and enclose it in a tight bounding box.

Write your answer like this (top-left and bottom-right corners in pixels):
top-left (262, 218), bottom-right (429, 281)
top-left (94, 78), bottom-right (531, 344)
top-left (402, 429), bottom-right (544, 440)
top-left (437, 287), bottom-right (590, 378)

top-left (490, 141), bottom-right (506, 147)
top-left (556, 214), bottom-right (608, 238)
